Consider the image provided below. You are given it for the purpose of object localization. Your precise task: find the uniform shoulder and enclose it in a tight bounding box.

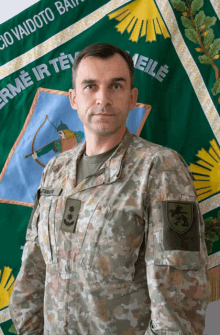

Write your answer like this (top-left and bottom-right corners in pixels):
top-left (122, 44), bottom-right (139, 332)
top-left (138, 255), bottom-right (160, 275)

top-left (130, 134), bottom-right (174, 156)
top-left (43, 144), bottom-right (83, 174)
top-left (130, 135), bottom-right (186, 171)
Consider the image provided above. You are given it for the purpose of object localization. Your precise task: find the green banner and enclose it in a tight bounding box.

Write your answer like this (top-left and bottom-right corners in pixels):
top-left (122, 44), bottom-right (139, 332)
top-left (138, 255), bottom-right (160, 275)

top-left (0, 0), bottom-right (220, 333)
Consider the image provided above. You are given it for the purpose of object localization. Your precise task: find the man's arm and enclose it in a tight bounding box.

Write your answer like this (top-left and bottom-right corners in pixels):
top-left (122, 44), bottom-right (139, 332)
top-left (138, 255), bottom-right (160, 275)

top-left (9, 191), bottom-right (46, 334)
top-left (144, 150), bottom-right (210, 335)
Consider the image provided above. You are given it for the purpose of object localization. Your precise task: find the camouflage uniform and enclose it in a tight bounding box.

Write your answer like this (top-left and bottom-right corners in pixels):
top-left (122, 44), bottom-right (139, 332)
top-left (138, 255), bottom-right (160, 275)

top-left (9, 129), bottom-right (210, 335)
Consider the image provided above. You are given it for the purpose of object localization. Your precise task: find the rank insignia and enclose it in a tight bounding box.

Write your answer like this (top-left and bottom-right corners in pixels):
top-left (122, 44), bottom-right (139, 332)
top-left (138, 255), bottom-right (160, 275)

top-left (61, 198), bottom-right (81, 233)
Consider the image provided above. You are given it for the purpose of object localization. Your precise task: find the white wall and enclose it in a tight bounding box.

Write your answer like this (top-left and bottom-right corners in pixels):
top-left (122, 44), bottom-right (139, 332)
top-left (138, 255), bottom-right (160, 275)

top-left (204, 300), bottom-right (220, 335)
top-left (0, 0), bottom-right (39, 24)
top-left (1, 1), bottom-right (220, 334)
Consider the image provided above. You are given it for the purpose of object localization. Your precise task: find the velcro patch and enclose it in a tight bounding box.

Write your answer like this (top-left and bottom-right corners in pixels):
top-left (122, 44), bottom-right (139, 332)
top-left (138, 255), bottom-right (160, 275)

top-left (28, 189), bottom-right (41, 229)
top-left (161, 201), bottom-right (200, 251)
top-left (41, 187), bottom-right (62, 196)
top-left (61, 198), bottom-right (81, 233)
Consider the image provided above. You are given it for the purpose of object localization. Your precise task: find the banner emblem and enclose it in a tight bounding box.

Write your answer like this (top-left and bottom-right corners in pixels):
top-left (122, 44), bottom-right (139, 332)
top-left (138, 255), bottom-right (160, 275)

top-left (108, 0), bottom-right (170, 42)
top-left (189, 139), bottom-right (220, 202)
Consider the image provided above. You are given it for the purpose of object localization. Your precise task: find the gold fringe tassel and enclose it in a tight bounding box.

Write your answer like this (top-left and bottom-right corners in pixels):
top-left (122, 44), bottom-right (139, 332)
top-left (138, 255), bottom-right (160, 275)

top-left (208, 264), bottom-right (220, 302)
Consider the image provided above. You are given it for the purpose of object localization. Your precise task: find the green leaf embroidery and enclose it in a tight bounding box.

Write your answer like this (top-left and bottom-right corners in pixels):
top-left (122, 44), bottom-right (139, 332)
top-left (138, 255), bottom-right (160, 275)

top-left (211, 80), bottom-right (220, 96)
top-left (185, 28), bottom-right (199, 44)
top-left (194, 10), bottom-right (205, 29)
top-left (206, 230), bottom-right (218, 241)
top-left (204, 213), bottom-right (220, 253)
top-left (203, 29), bottom-right (215, 50)
top-left (191, 0), bottom-right (204, 14)
top-left (205, 220), bottom-right (212, 229)
top-left (9, 324), bottom-right (17, 334)
top-left (204, 16), bottom-right (217, 30)
top-left (209, 38), bottom-right (220, 57)
top-left (198, 55), bottom-right (213, 65)
top-left (181, 16), bottom-right (194, 29)
top-left (170, 0), bottom-right (189, 12)
top-left (206, 240), bottom-right (213, 254)
top-left (213, 234), bottom-right (219, 242)
top-left (206, 216), bottom-right (214, 221)
top-left (171, 0), bottom-right (220, 102)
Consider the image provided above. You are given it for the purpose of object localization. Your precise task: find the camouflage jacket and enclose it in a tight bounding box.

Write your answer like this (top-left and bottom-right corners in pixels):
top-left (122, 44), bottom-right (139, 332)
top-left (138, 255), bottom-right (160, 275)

top-left (9, 129), bottom-right (210, 335)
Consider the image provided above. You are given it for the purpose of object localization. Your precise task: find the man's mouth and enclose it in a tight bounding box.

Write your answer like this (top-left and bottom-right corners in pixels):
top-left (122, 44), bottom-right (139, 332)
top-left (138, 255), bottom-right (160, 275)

top-left (94, 113), bottom-right (114, 116)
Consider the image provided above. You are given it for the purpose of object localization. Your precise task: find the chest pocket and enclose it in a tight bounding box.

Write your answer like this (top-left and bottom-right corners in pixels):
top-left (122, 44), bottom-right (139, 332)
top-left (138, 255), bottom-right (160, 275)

top-left (78, 202), bottom-right (145, 281)
top-left (38, 187), bottom-right (63, 265)
top-left (39, 193), bottom-right (83, 274)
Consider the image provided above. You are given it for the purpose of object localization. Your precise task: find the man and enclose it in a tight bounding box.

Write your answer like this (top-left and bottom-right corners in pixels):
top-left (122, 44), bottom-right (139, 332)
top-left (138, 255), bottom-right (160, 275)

top-left (9, 43), bottom-right (210, 335)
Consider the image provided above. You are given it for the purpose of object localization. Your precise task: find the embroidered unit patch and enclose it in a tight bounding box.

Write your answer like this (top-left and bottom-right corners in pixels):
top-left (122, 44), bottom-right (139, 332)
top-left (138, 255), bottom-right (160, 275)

top-left (161, 201), bottom-right (200, 251)
top-left (167, 202), bottom-right (193, 234)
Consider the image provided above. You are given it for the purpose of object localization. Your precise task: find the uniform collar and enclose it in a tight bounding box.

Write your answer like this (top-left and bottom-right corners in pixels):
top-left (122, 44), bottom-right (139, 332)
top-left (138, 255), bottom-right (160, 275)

top-left (102, 128), bottom-right (133, 184)
top-left (66, 128), bottom-right (133, 195)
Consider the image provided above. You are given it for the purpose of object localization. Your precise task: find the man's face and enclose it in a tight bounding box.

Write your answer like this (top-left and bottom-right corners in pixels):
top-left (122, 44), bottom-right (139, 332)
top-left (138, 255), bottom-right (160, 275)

top-left (69, 53), bottom-right (138, 136)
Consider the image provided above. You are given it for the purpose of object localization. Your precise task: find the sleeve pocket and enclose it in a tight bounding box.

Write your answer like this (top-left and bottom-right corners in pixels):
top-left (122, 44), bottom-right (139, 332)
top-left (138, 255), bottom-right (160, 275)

top-left (147, 200), bottom-right (205, 271)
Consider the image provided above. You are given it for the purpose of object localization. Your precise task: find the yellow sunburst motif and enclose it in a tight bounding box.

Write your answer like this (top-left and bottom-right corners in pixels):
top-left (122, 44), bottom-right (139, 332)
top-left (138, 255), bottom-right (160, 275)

top-left (0, 267), bottom-right (15, 310)
top-left (189, 140), bottom-right (220, 202)
top-left (108, 0), bottom-right (170, 42)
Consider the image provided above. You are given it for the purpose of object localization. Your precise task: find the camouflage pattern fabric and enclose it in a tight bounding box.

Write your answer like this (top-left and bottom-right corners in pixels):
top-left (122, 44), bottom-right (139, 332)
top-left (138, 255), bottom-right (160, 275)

top-left (9, 129), bottom-right (210, 335)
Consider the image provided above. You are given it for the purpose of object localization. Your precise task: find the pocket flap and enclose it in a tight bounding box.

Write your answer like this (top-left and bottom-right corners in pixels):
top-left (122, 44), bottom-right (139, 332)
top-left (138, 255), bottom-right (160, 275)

top-left (154, 250), bottom-right (202, 270)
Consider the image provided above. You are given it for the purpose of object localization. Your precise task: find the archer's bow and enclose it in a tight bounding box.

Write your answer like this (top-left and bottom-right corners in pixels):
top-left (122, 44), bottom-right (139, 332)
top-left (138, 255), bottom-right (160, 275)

top-left (31, 115), bottom-right (48, 168)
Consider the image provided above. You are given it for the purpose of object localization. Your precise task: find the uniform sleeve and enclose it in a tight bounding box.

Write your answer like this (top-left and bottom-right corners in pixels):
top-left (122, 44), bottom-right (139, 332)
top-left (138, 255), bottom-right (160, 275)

top-left (9, 190), bottom-right (45, 334)
top-left (144, 150), bottom-right (211, 335)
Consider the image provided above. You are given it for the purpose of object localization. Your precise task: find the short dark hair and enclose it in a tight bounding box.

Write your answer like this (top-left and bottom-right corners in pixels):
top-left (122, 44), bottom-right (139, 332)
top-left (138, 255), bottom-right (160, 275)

top-left (72, 43), bottom-right (134, 89)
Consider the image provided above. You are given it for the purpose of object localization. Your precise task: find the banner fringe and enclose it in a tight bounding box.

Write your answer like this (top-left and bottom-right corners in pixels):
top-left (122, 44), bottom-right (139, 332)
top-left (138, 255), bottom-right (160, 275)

top-left (208, 264), bottom-right (220, 302)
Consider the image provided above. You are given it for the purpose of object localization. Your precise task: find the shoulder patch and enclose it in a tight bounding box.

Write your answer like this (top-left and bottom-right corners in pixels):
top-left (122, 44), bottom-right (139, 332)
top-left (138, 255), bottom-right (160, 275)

top-left (28, 189), bottom-right (41, 229)
top-left (161, 201), bottom-right (200, 251)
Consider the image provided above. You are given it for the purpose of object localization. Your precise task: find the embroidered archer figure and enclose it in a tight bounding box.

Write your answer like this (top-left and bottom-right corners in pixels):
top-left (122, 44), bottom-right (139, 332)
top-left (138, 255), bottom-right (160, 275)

top-left (25, 115), bottom-right (84, 167)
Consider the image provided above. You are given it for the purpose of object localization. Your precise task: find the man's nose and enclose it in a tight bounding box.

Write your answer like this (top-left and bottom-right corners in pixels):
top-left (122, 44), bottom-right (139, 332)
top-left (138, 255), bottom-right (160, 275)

top-left (96, 87), bottom-right (112, 106)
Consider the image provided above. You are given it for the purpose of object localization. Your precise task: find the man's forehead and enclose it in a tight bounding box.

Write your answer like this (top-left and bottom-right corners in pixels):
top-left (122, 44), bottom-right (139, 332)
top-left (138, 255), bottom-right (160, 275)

top-left (76, 54), bottom-right (130, 80)
top-left (80, 77), bottom-right (127, 85)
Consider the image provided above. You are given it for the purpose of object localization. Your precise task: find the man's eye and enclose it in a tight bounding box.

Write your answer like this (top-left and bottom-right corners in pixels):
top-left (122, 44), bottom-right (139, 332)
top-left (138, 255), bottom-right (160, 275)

top-left (112, 84), bottom-right (121, 89)
top-left (86, 84), bottom-right (94, 89)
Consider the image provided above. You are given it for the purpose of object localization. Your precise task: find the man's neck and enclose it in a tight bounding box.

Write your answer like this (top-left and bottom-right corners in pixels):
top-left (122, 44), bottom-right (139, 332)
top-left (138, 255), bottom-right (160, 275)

top-left (84, 127), bottom-right (126, 156)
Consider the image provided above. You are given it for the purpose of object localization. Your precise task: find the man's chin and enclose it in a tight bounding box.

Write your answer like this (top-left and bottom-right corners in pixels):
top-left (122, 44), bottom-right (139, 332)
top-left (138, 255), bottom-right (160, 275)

top-left (93, 129), bottom-right (117, 136)
top-left (90, 125), bottom-right (123, 136)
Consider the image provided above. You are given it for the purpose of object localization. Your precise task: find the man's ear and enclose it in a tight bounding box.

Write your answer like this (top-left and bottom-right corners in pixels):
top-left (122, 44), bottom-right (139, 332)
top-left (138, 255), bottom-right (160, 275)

top-left (130, 87), bottom-right (138, 110)
top-left (69, 89), bottom-right (76, 110)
